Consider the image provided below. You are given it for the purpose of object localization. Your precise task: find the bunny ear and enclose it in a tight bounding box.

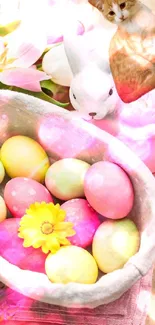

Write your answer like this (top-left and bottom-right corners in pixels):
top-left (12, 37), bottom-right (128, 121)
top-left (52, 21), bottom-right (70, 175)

top-left (63, 21), bottom-right (88, 75)
top-left (63, 22), bottom-right (115, 76)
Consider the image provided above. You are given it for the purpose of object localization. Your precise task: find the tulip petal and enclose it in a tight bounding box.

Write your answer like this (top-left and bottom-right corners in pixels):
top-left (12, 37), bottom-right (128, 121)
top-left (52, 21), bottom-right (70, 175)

top-left (0, 68), bottom-right (50, 92)
top-left (6, 21), bottom-right (47, 68)
top-left (0, 37), bottom-right (5, 56)
top-left (42, 44), bottom-right (73, 87)
top-left (46, 4), bottom-right (65, 45)
top-left (46, 0), bottom-right (85, 45)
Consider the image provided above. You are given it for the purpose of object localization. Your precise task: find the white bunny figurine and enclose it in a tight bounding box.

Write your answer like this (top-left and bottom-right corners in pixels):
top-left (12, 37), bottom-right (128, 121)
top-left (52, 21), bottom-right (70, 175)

top-left (63, 25), bottom-right (119, 119)
top-left (63, 24), bottom-right (155, 173)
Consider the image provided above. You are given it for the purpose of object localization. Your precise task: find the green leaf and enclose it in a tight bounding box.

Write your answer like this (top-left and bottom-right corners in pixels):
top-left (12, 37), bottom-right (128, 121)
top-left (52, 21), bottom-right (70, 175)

top-left (0, 82), bottom-right (9, 90)
top-left (30, 91), bottom-right (69, 108)
top-left (40, 79), bottom-right (59, 95)
top-left (0, 82), bottom-right (69, 108)
top-left (36, 64), bottom-right (43, 71)
top-left (0, 20), bottom-right (21, 37)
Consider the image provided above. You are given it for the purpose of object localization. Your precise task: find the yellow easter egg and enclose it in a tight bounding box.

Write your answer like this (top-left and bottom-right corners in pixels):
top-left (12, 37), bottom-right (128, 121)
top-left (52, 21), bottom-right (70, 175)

top-left (0, 196), bottom-right (7, 222)
top-left (92, 219), bottom-right (140, 273)
top-left (0, 136), bottom-right (50, 183)
top-left (0, 160), bottom-right (5, 183)
top-left (45, 246), bottom-right (98, 284)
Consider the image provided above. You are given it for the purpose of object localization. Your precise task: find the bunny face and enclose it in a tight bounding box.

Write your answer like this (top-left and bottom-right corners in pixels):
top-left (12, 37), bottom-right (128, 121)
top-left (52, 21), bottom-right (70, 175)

top-left (63, 24), bottom-right (119, 119)
top-left (69, 64), bottom-right (120, 119)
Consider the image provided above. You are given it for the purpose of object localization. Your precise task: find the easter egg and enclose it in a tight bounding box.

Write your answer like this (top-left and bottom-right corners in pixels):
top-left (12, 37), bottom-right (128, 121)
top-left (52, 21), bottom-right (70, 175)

top-left (0, 218), bottom-right (47, 273)
top-left (92, 219), bottom-right (140, 273)
top-left (0, 161), bottom-right (5, 183)
top-left (45, 246), bottom-right (98, 284)
top-left (4, 177), bottom-right (53, 218)
top-left (84, 161), bottom-right (134, 219)
top-left (45, 158), bottom-right (90, 200)
top-left (0, 196), bottom-right (7, 222)
top-left (0, 135), bottom-right (50, 182)
top-left (61, 199), bottom-right (100, 248)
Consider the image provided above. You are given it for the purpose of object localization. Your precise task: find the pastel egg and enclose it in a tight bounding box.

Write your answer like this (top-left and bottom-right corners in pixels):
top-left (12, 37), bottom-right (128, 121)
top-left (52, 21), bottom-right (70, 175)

top-left (0, 161), bottom-right (5, 183)
top-left (0, 218), bottom-right (47, 273)
top-left (4, 177), bottom-right (53, 218)
top-left (61, 199), bottom-right (100, 248)
top-left (0, 135), bottom-right (50, 182)
top-left (45, 246), bottom-right (98, 284)
top-left (84, 161), bottom-right (134, 219)
top-left (0, 196), bottom-right (7, 223)
top-left (45, 158), bottom-right (90, 200)
top-left (92, 219), bottom-right (140, 273)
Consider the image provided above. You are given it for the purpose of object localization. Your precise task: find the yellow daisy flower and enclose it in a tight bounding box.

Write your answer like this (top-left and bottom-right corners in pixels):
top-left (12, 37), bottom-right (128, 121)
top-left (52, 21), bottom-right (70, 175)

top-left (18, 202), bottom-right (76, 254)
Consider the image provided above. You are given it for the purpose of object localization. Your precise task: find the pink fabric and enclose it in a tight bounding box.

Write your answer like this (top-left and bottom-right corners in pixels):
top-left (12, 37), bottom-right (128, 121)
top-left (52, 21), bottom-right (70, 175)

top-left (0, 269), bottom-right (153, 325)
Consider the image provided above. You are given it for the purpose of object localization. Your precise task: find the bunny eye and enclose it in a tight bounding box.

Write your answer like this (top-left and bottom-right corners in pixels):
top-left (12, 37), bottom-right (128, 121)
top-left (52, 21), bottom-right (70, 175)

top-left (73, 94), bottom-right (76, 100)
top-left (109, 88), bottom-right (113, 96)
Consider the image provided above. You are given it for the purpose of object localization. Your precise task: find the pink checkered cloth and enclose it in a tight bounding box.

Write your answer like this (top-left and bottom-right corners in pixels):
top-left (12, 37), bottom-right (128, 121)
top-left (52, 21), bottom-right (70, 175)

top-left (0, 268), bottom-right (153, 325)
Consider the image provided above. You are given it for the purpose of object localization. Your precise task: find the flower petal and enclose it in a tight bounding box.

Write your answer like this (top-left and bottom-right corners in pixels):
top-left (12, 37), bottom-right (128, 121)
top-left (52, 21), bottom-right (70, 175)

top-left (42, 244), bottom-right (49, 254)
top-left (0, 68), bottom-right (50, 92)
top-left (66, 228), bottom-right (76, 237)
top-left (23, 238), bottom-right (32, 248)
top-left (56, 210), bottom-right (66, 223)
top-left (18, 202), bottom-right (75, 254)
top-left (27, 202), bottom-right (57, 225)
top-left (6, 20), bottom-right (47, 68)
top-left (58, 237), bottom-right (71, 246)
top-left (54, 222), bottom-right (74, 231)
top-left (46, 1), bottom-right (65, 45)
top-left (18, 232), bottom-right (24, 239)
top-left (42, 43), bottom-right (73, 87)
top-left (32, 240), bottom-right (42, 249)
top-left (0, 37), bottom-right (5, 56)
top-left (49, 236), bottom-right (60, 251)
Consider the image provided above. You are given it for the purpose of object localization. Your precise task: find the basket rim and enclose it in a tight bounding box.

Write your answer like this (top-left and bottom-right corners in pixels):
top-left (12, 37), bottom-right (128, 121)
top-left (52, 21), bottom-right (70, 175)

top-left (0, 90), bottom-right (155, 308)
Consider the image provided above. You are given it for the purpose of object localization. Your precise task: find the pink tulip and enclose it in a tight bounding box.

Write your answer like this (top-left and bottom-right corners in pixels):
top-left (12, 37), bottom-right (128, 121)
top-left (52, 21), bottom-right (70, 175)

top-left (0, 0), bottom-right (109, 92)
top-left (46, 0), bottom-right (104, 45)
top-left (6, 24), bottom-right (47, 69)
top-left (0, 68), bottom-right (49, 92)
top-left (0, 38), bottom-right (5, 56)
top-left (0, 20), bottom-right (50, 91)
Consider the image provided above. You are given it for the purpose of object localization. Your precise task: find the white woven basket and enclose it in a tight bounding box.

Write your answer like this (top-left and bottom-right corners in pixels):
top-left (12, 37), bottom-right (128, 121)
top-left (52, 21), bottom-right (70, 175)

top-left (0, 90), bottom-right (155, 309)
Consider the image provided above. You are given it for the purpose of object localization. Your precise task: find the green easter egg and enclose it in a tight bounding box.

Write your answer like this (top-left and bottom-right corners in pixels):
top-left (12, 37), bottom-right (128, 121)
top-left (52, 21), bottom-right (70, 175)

top-left (45, 158), bottom-right (90, 200)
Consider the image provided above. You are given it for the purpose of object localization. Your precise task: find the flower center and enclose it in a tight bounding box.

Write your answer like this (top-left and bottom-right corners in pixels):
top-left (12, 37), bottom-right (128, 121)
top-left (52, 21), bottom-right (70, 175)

top-left (41, 221), bottom-right (53, 235)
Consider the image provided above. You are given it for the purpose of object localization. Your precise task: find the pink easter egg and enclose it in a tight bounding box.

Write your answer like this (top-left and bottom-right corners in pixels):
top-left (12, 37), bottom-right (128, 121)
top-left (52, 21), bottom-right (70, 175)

top-left (61, 198), bottom-right (101, 248)
top-left (84, 161), bottom-right (134, 219)
top-left (4, 177), bottom-right (53, 218)
top-left (0, 218), bottom-right (46, 273)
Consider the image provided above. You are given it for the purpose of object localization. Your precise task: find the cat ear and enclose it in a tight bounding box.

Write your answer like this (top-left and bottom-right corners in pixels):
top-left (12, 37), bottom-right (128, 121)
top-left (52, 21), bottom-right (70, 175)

top-left (88, 0), bottom-right (104, 11)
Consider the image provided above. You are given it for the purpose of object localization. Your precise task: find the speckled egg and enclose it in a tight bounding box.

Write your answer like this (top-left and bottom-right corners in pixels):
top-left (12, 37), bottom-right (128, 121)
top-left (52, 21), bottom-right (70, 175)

top-left (45, 158), bottom-right (90, 200)
top-left (4, 177), bottom-right (53, 218)
top-left (84, 161), bottom-right (134, 219)
top-left (0, 135), bottom-right (50, 182)
top-left (61, 199), bottom-right (100, 248)
top-left (0, 161), bottom-right (5, 183)
top-left (0, 196), bottom-right (7, 222)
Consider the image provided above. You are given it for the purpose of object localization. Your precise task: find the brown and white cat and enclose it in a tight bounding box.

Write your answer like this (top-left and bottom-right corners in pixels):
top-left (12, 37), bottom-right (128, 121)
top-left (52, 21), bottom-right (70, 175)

top-left (88, 0), bottom-right (155, 34)
top-left (89, 0), bottom-right (137, 24)
top-left (88, 0), bottom-right (155, 103)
